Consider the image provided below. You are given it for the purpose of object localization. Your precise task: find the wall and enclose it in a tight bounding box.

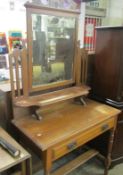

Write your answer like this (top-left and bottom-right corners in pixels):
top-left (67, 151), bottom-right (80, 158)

top-left (79, 2), bottom-right (86, 48)
top-left (85, 0), bottom-right (123, 26)
top-left (0, 0), bottom-right (27, 37)
top-left (103, 0), bottom-right (123, 26)
top-left (86, 0), bottom-right (107, 9)
top-left (0, 0), bottom-right (85, 46)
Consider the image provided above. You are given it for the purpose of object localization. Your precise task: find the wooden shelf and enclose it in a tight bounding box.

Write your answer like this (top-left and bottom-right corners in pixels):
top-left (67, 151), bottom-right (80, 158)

top-left (51, 149), bottom-right (98, 175)
top-left (14, 85), bottom-right (90, 108)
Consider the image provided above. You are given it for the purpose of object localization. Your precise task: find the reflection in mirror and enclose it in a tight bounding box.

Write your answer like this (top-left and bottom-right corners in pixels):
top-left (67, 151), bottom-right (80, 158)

top-left (32, 14), bottom-right (76, 86)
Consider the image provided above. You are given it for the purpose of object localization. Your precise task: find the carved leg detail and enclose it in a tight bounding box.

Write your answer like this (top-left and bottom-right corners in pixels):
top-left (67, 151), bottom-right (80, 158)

top-left (104, 128), bottom-right (115, 175)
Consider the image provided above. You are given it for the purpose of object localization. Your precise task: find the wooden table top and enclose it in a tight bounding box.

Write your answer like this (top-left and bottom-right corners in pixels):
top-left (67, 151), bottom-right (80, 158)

top-left (12, 99), bottom-right (120, 151)
top-left (0, 127), bottom-right (31, 172)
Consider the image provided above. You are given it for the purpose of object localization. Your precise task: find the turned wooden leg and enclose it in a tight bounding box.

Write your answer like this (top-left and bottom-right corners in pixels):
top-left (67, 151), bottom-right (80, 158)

top-left (26, 158), bottom-right (32, 175)
top-left (104, 128), bottom-right (115, 175)
top-left (20, 157), bottom-right (32, 175)
top-left (42, 149), bottom-right (52, 175)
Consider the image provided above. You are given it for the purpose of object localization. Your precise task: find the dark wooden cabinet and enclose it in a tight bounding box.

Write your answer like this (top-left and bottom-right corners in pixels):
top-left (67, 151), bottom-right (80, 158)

top-left (92, 26), bottom-right (123, 107)
top-left (0, 85), bottom-right (13, 130)
top-left (91, 26), bottom-right (123, 165)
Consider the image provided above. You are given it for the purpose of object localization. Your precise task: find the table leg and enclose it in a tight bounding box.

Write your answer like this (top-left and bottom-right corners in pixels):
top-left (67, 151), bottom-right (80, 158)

top-left (104, 128), bottom-right (115, 175)
top-left (21, 158), bottom-right (32, 175)
top-left (21, 161), bottom-right (26, 175)
top-left (43, 149), bottom-right (52, 175)
top-left (26, 158), bottom-right (32, 175)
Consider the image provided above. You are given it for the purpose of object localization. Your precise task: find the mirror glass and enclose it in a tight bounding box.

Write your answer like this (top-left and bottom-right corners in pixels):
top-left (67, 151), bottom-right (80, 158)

top-left (31, 13), bottom-right (76, 86)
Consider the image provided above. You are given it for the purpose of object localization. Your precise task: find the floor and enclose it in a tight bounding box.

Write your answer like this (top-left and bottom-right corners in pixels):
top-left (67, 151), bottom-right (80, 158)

top-left (34, 159), bottom-right (123, 175)
top-left (33, 149), bottom-right (123, 175)
top-left (34, 158), bottom-right (123, 175)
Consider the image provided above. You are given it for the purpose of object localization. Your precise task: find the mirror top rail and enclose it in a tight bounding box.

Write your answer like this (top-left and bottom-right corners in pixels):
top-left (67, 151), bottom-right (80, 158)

top-left (25, 2), bottom-right (80, 16)
top-left (14, 85), bottom-right (90, 108)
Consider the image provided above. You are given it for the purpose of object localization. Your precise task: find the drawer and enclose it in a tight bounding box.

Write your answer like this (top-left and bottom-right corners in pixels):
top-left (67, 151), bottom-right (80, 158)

top-left (52, 117), bottom-right (115, 160)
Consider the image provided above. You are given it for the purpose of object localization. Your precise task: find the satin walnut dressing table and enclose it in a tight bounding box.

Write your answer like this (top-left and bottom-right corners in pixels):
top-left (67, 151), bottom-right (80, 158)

top-left (9, 2), bottom-right (120, 175)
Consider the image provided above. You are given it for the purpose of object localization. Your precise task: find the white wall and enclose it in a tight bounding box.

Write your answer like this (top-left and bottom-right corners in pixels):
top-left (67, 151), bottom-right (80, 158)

top-left (0, 0), bottom-right (85, 43)
top-left (86, 0), bottom-right (107, 9)
top-left (78, 2), bottom-right (86, 48)
top-left (0, 0), bottom-right (27, 35)
top-left (103, 0), bottom-right (123, 26)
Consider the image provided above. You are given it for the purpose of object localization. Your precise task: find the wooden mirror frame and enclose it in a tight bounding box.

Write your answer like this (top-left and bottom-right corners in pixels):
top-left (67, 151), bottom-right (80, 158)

top-left (25, 2), bottom-right (80, 93)
top-left (9, 3), bottom-right (90, 120)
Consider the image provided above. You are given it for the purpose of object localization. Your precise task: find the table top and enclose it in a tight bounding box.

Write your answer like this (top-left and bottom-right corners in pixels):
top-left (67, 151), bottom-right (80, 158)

top-left (0, 127), bottom-right (31, 172)
top-left (12, 99), bottom-right (121, 151)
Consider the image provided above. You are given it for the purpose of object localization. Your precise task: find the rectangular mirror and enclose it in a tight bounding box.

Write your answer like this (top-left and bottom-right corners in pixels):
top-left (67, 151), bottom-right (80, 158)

top-left (26, 4), bottom-right (79, 92)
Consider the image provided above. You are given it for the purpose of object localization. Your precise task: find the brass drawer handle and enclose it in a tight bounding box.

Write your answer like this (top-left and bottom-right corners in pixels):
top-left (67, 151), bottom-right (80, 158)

top-left (67, 141), bottom-right (77, 151)
top-left (101, 124), bottom-right (109, 132)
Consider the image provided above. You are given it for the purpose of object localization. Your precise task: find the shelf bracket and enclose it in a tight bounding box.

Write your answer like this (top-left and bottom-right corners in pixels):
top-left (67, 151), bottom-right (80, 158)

top-left (31, 106), bottom-right (42, 120)
top-left (80, 97), bottom-right (87, 106)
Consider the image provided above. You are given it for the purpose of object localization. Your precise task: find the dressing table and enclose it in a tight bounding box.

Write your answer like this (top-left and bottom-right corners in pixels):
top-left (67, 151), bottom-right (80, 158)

top-left (8, 2), bottom-right (120, 175)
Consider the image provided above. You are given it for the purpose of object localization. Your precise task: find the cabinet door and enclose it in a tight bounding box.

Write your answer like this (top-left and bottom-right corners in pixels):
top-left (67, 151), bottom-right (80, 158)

top-left (0, 91), bottom-right (6, 128)
top-left (93, 27), bottom-right (123, 102)
top-left (112, 120), bottom-right (123, 159)
top-left (116, 50), bottom-right (123, 102)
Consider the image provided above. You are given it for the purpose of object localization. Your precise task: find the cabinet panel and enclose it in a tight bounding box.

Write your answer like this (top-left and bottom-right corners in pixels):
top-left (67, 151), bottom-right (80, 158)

top-left (0, 91), bottom-right (7, 129)
top-left (92, 27), bottom-right (123, 103)
top-left (112, 121), bottom-right (123, 159)
top-left (91, 26), bottom-right (123, 165)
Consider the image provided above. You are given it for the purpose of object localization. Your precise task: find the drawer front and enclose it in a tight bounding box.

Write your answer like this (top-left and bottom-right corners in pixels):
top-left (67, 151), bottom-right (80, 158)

top-left (52, 117), bottom-right (115, 160)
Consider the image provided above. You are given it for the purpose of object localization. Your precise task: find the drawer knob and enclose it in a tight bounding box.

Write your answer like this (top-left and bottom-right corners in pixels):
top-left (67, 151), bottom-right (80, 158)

top-left (67, 141), bottom-right (77, 151)
top-left (101, 124), bottom-right (109, 131)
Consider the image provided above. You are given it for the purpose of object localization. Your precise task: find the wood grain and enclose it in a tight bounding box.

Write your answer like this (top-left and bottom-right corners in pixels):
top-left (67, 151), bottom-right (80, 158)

top-left (14, 85), bottom-right (90, 108)
top-left (26, 2), bottom-right (79, 92)
top-left (51, 149), bottom-right (98, 175)
top-left (12, 99), bottom-right (120, 151)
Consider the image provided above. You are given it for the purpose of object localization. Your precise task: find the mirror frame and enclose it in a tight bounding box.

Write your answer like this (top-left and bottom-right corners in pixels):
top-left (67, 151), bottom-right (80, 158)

top-left (25, 2), bottom-right (80, 93)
